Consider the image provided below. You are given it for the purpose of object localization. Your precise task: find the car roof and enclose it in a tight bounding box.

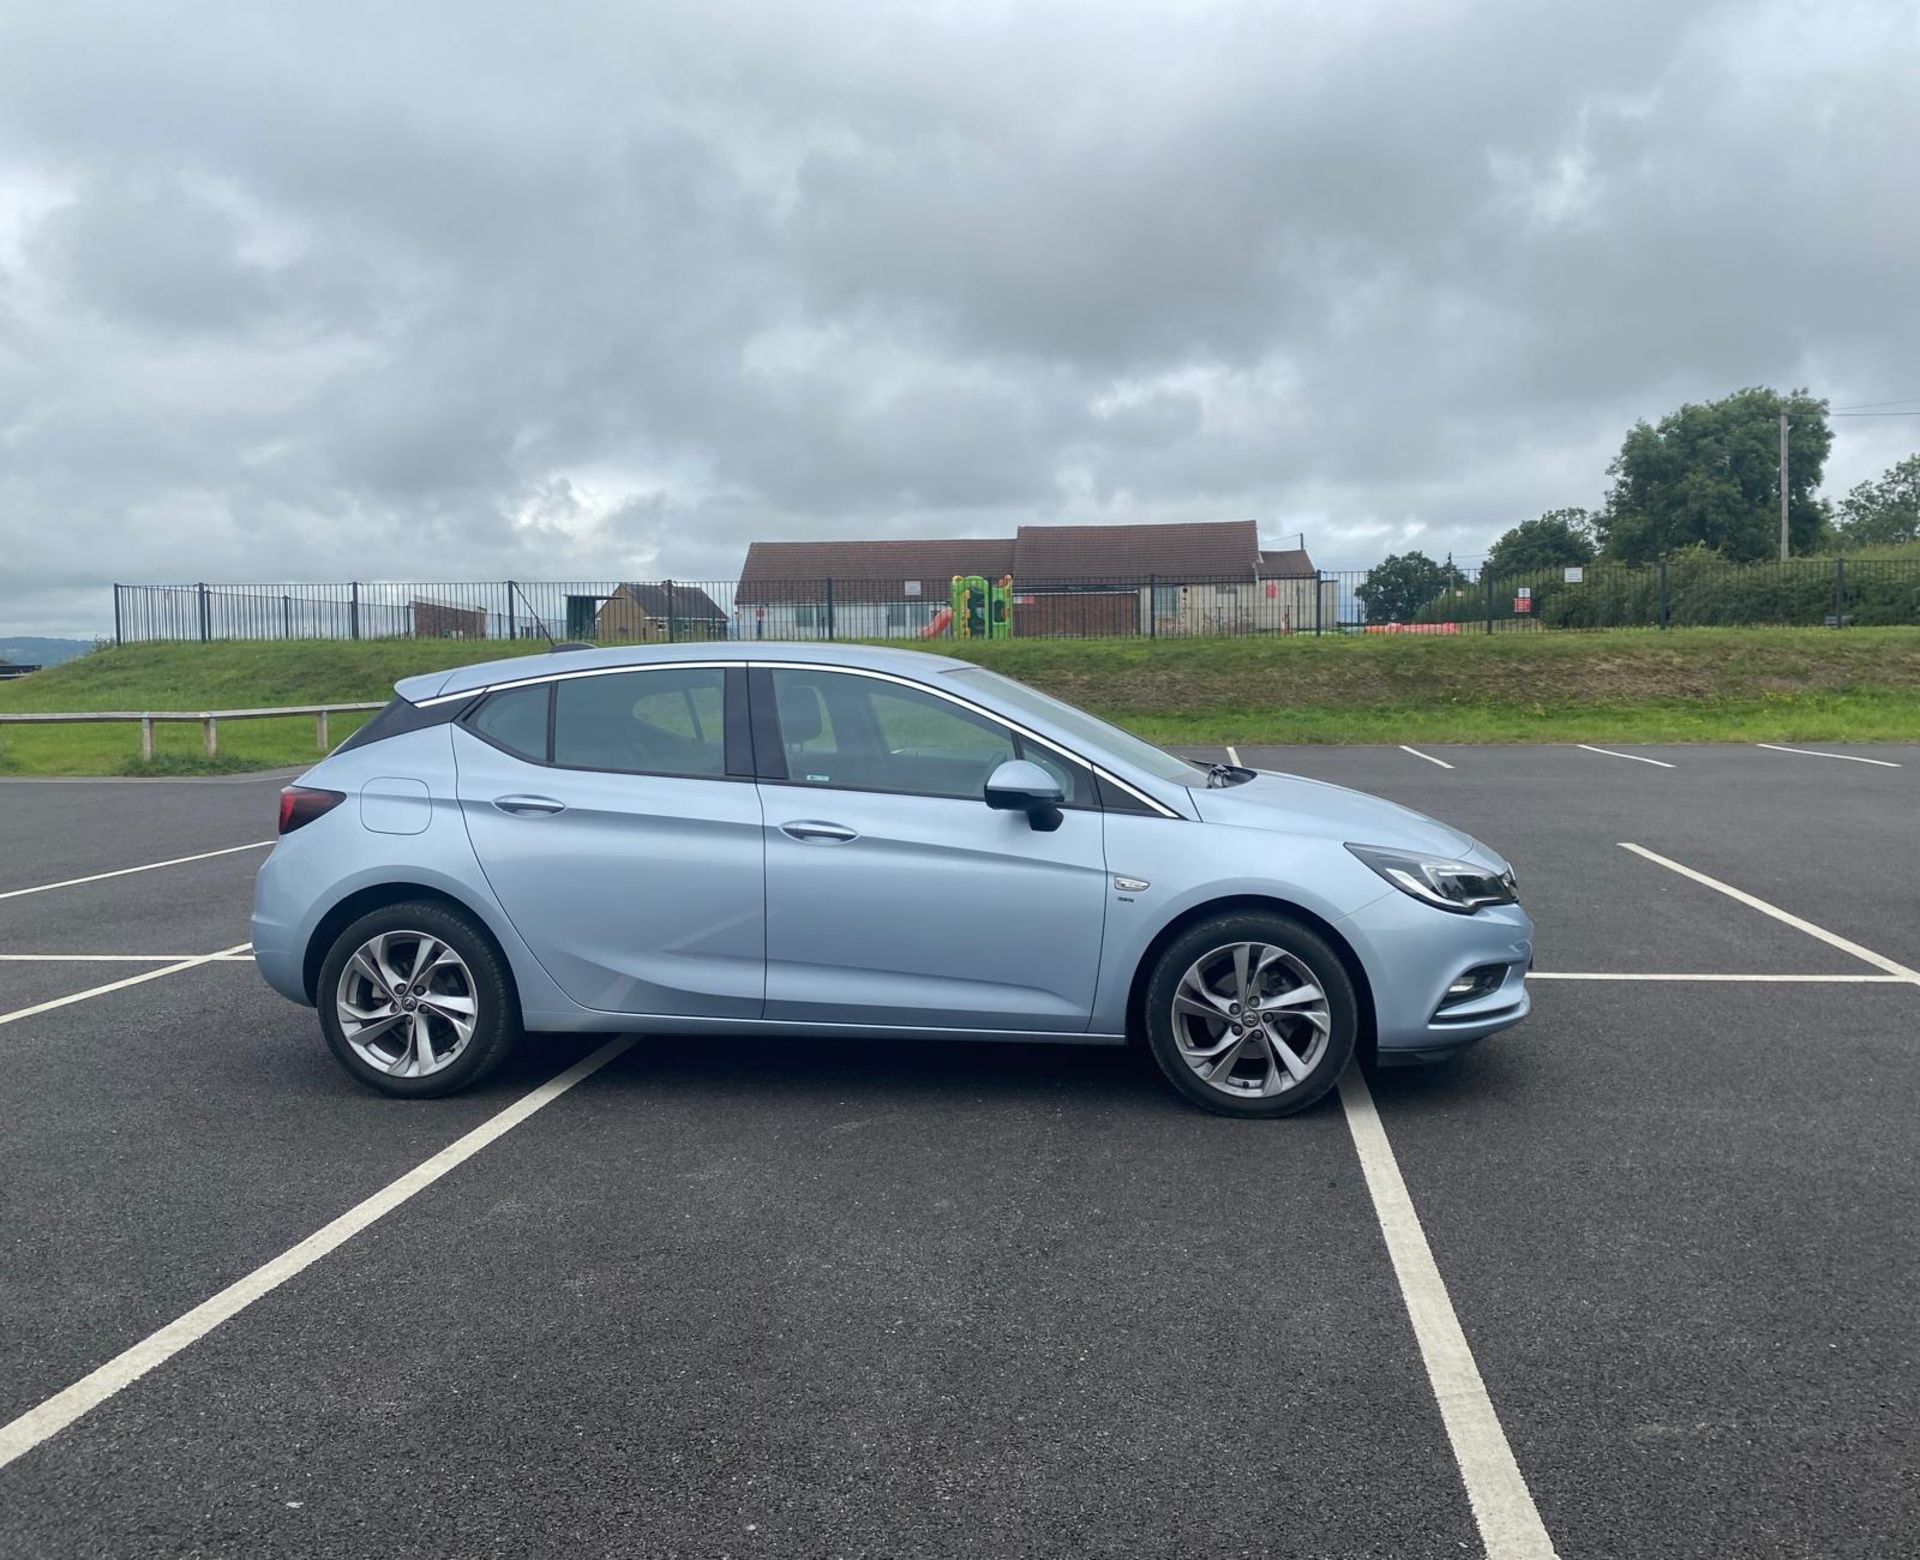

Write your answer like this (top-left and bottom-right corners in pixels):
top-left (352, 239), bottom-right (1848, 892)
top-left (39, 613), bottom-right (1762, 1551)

top-left (396, 639), bottom-right (973, 703)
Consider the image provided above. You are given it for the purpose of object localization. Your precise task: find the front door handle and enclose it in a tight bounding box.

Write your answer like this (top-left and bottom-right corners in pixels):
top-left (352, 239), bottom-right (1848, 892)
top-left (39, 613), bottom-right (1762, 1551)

top-left (494, 794), bottom-right (566, 816)
top-left (780, 819), bottom-right (858, 843)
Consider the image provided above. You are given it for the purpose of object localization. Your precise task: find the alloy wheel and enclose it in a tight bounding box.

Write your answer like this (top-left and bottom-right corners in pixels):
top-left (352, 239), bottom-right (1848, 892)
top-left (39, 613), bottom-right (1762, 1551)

top-left (1169, 940), bottom-right (1332, 1099)
top-left (335, 929), bottom-right (479, 1078)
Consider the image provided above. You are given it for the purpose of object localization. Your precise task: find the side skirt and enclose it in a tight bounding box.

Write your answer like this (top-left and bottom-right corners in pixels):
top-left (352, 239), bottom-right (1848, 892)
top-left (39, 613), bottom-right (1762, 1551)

top-left (519, 1009), bottom-right (1128, 1046)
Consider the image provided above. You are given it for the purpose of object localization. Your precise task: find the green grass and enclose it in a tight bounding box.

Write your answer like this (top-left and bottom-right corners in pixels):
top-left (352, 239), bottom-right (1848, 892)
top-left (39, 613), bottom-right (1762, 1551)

top-left (0, 640), bottom-right (546, 776)
top-left (920, 626), bottom-right (1920, 745)
top-left (2, 628), bottom-right (1917, 775)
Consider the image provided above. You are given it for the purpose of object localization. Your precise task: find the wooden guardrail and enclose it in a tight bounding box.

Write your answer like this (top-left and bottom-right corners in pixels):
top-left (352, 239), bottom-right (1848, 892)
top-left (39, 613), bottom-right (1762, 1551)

top-left (0, 702), bottom-right (384, 760)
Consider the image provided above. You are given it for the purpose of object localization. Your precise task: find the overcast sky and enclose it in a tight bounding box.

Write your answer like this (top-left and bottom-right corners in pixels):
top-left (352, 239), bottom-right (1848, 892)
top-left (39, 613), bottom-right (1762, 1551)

top-left (3, 0), bottom-right (1918, 636)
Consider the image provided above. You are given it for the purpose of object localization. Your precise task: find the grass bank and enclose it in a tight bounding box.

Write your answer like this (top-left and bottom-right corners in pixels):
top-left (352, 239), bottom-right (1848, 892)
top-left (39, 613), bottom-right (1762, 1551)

top-left (0, 639), bottom-right (544, 776)
top-left (931, 628), bottom-right (1920, 746)
top-left (1, 628), bottom-right (1916, 775)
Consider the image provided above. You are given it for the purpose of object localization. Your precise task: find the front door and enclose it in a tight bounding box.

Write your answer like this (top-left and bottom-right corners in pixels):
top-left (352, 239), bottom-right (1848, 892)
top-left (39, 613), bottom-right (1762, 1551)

top-left (452, 664), bottom-right (764, 1017)
top-left (754, 665), bottom-right (1109, 1032)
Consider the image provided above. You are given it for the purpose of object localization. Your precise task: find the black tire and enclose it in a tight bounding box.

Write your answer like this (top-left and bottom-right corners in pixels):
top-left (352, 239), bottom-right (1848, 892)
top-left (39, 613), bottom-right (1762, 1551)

top-left (316, 900), bottom-right (522, 1098)
top-left (1141, 911), bottom-right (1357, 1118)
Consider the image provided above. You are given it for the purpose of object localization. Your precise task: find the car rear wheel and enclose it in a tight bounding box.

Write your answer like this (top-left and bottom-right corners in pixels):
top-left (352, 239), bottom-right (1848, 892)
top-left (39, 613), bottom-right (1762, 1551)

top-left (1142, 911), bottom-right (1356, 1118)
top-left (316, 901), bottom-right (521, 1098)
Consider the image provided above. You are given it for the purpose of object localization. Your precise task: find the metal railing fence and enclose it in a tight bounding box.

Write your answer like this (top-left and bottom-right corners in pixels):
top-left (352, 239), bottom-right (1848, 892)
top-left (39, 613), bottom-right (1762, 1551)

top-left (109, 556), bottom-right (1920, 646)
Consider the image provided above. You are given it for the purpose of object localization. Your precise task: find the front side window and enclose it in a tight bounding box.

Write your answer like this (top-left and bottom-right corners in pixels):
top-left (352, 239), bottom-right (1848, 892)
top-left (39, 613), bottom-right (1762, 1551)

top-left (767, 669), bottom-right (1093, 803)
top-left (553, 667), bottom-right (726, 776)
top-left (769, 669), bottom-right (1018, 800)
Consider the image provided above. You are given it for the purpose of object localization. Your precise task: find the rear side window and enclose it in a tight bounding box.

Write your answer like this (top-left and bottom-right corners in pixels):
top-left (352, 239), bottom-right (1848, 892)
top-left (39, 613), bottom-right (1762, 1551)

top-left (467, 684), bottom-right (551, 761)
top-left (553, 667), bottom-right (727, 777)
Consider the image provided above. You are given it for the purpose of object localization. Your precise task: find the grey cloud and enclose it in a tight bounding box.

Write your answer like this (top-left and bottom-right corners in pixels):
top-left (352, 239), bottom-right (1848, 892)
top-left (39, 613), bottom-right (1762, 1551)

top-left (1, 0), bottom-right (1917, 634)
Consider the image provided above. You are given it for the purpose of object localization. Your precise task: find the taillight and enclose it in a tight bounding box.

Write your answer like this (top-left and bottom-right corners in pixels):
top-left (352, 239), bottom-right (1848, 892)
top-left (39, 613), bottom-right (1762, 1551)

top-left (279, 786), bottom-right (346, 834)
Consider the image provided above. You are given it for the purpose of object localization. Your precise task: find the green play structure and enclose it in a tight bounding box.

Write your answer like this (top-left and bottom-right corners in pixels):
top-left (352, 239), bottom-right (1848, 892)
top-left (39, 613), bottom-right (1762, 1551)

top-left (948, 574), bottom-right (1013, 639)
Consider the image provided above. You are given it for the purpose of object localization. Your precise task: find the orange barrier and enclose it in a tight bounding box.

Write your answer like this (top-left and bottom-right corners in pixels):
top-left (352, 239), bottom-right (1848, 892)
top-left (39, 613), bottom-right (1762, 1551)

top-left (1362, 622), bottom-right (1461, 634)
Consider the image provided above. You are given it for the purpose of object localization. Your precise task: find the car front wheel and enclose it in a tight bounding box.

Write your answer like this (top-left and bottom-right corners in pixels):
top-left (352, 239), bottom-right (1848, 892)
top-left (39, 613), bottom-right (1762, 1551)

top-left (316, 901), bottom-right (521, 1098)
top-left (1142, 911), bottom-right (1356, 1118)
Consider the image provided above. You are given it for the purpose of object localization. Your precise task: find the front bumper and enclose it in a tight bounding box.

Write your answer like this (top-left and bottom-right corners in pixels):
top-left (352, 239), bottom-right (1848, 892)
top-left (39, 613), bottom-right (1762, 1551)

top-left (1339, 892), bottom-right (1533, 1060)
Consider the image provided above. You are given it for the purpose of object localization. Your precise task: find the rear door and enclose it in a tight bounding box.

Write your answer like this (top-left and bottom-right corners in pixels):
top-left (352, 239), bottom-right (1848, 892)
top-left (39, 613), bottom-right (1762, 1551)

top-left (752, 664), bottom-right (1109, 1032)
top-left (452, 664), bottom-right (765, 1017)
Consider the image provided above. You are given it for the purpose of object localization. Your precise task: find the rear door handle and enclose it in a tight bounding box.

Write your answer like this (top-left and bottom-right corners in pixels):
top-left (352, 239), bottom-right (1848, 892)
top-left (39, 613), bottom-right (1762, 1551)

top-left (780, 820), bottom-right (858, 843)
top-left (493, 794), bottom-right (566, 816)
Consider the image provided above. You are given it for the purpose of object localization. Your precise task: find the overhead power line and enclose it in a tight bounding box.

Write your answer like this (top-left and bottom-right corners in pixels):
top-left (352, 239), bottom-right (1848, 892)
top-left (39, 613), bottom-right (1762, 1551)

top-left (1831, 396), bottom-right (1920, 411)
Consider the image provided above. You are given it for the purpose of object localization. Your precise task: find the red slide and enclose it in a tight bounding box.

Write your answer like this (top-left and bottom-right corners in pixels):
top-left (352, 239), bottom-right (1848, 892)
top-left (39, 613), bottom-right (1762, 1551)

top-left (920, 606), bottom-right (953, 639)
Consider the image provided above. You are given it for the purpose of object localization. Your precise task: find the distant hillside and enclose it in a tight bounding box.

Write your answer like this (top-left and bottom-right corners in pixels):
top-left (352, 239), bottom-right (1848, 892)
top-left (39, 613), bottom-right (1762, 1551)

top-left (0, 637), bottom-right (96, 668)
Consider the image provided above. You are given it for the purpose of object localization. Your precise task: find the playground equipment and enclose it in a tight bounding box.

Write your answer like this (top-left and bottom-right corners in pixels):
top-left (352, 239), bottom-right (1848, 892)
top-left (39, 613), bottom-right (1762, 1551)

top-left (947, 575), bottom-right (1014, 639)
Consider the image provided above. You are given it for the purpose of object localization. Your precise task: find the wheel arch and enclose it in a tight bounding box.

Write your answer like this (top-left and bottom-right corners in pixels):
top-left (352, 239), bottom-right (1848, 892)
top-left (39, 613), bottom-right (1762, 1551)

top-left (302, 881), bottom-right (519, 1006)
top-left (1125, 894), bottom-right (1377, 1062)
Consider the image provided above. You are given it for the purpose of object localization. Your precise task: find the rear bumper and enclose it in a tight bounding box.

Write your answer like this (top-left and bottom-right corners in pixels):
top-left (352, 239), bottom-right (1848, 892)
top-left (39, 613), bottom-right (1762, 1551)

top-left (251, 850), bottom-right (311, 1005)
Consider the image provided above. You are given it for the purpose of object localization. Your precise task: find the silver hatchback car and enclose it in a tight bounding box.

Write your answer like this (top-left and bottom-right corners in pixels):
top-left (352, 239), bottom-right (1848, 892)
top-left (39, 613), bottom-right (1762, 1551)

top-left (253, 642), bottom-right (1530, 1117)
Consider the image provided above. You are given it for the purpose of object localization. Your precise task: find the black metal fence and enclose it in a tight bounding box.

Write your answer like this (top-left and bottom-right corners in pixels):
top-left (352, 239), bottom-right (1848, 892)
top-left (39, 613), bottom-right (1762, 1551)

top-left (111, 556), bottom-right (1920, 646)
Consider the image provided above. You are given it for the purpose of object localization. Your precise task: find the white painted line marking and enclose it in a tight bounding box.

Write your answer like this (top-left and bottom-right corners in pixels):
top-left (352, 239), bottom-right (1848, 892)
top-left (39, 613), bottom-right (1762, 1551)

top-left (1575, 744), bottom-right (1674, 769)
top-left (0, 841), bottom-right (273, 902)
top-left (1339, 1068), bottom-right (1557, 1559)
top-left (1400, 745), bottom-right (1454, 769)
top-left (0, 953), bottom-right (254, 963)
top-left (1527, 971), bottom-right (1908, 984)
top-left (1620, 843), bottom-right (1920, 982)
top-left (1755, 743), bottom-right (1901, 768)
top-left (1225, 745), bottom-right (1242, 767)
top-left (0, 1036), bottom-right (636, 1472)
top-left (0, 944), bottom-right (253, 1028)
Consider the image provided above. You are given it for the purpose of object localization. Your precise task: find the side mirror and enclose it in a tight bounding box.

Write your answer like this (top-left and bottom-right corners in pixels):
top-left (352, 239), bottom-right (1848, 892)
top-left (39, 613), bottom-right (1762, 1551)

top-left (984, 759), bottom-right (1065, 832)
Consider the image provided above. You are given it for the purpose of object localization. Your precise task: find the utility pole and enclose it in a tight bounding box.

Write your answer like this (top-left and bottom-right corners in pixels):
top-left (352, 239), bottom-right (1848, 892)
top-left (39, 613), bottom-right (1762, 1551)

top-left (1779, 412), bottom-right (1790, 560)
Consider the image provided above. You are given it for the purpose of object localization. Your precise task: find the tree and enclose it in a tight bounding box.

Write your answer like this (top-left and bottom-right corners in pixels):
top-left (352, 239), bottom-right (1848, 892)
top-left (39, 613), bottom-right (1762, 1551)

top-left (1595, 387), bottom-right (1831, 564)
top-left (1833, 454), bottom-right (1920, 548)
top-left (1356, 551), bottom-right (1460, 623)
top-left (1484, 508), bottom-right (1597, 579)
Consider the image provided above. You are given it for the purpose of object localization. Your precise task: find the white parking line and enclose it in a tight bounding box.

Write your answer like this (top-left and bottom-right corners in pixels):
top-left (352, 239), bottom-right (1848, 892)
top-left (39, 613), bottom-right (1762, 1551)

top-left (0, 953), bottom-right (255, 963)
top-left (1620, 843), bottom-right (1920, 982)
top-left (1527, 971), bottom-right (1908, 983)
top-left (1754, 743), bottom-right (1902, 768)
top-left (0, 1036), bottom-right (635, 1473)
top-left (1400, 745), bottom-right (1454, 769)
top-left (1339, 1068), bottom-right (1557, 1559)
top-left (0, 841), bottom-right (273, 902)
top-left (1575, 744), bottom-right (1674, 769)
top-left (1226, 745), bottom-right (1242, 767)
top-left (0, 943), bottom-right (254, 1029)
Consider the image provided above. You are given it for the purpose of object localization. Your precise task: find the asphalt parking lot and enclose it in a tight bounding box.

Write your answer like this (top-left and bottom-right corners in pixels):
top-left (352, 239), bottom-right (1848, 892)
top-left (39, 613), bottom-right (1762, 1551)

top-left (1, 743), bottom-right (1916, 1559)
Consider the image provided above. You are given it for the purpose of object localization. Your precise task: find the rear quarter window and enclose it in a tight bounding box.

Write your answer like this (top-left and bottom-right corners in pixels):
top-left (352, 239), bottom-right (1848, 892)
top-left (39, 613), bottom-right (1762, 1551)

top-left (466, 684), bottom-right (551, 761)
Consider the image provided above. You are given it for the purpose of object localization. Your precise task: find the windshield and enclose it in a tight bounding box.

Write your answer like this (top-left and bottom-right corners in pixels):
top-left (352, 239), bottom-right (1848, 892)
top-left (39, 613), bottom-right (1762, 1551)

top-left (944, 666), bottom-right (1200, 786)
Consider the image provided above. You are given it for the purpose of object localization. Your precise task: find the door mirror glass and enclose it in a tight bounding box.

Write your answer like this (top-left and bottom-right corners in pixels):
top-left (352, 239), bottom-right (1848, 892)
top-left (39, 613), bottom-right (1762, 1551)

top-left (984, 759), bottom-right (1066, 830)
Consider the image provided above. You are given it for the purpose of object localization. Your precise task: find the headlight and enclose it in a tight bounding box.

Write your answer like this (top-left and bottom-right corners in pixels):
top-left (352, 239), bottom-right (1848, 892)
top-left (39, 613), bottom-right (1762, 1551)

top-left (1346, 843), bottom-right (1518, 915)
